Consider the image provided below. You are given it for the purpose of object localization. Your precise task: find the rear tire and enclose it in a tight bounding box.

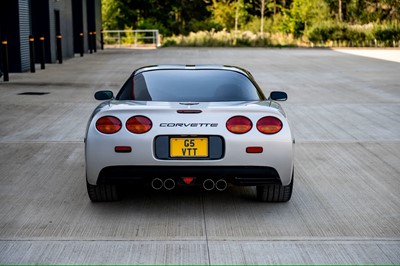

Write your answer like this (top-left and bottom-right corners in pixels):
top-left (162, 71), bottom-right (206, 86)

top-left (256, 170), bottom-right (293, 202)
top-left (86, 181), bottom-right (119, 202)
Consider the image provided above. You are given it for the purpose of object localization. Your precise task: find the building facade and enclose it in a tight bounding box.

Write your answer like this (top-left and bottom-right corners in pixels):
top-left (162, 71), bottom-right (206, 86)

top-left (0, 0), bottom-right (102, 72)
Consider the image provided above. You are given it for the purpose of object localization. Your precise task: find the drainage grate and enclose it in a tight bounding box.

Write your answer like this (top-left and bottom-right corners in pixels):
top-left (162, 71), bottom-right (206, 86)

top-left (18, 92), bottom-right (50, 95)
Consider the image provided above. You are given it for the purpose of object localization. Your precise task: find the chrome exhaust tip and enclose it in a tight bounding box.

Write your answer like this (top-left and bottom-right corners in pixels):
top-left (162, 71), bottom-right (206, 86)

top-left (215, 179), bottom-right (228, 191)
top-left (151, 178), bottom-right (164, 190)
top-left (164, 178), bottom-right (176, 190)
top-left (203, 179), bottom-right (215, 191)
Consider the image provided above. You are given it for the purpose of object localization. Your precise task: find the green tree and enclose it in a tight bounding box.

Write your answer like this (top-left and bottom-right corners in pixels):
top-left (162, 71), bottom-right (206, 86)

top-left (324, 0), bottom-right (400, 24)
top-left (253, 0), bottom-right (268, 33)
top-left (102, 0), bottom-right (135, 30)
top-left (208, 0), bottom-right (237, 29)
top-left (102, 0), bottom-right (399, 41)
top-left (208, 0), bottom-right (249, 30)
top-left (281, 0), bottom-right (329, 37)
top-left (102, 0), bottom-right (212, 35)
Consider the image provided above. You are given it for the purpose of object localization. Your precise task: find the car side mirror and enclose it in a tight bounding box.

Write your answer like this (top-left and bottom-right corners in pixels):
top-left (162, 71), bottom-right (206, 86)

top-left (95, 90), bottom-right (114, 100)
top-left (269, 91), bottom-right (287, 101)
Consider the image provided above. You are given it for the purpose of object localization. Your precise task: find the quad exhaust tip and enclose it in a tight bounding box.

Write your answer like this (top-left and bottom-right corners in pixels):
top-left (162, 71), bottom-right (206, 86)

top-left (203, 179), bottom-right (227, 191)
top-left (151, 178), bottom-right (176, 190)
top-left (151, 178), bottom-right (227, 191)
top-left (203, 179), bottom-right (215, 191)
top-left (164, 178), bottom-right (176, 190)
top-left (215, 179), bottom-right (228, 191)
top-left (151, 178), bottom-right (164, 190)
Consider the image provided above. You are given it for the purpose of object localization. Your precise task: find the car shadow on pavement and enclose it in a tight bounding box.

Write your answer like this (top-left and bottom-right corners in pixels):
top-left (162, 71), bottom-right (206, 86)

top-left (117, 184), bottom-right (260, 203)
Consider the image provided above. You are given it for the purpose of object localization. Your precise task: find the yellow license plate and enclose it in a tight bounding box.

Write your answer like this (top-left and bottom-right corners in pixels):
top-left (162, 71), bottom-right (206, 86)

top-left (170, 138), bottom-right (208, 158)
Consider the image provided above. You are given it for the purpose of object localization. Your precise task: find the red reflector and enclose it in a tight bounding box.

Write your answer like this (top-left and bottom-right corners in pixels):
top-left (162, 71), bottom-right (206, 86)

top-left (115, 146), bottom-right (132, 153)
top-left (182, 177), bottom-right (195, 184)
top-left (246, 147), bottom-right (263, 153)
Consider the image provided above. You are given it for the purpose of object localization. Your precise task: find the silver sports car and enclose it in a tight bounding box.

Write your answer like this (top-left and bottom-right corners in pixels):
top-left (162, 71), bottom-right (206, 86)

top-left (85, 65), bottom-right (294, 202)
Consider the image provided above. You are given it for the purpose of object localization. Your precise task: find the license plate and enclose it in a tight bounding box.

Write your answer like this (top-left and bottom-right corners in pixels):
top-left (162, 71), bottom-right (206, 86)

top-left (170, 137), bottom-right (208, 158)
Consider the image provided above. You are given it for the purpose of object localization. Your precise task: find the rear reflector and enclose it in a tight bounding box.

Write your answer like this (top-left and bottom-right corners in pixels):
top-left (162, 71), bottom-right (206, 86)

top-left (115, 146), bottom-right (132, 153)
top-left (96, 116), bottom-right (122, 134)
top-left (246, 146), bottom-right (263, 153)
top-left (226, 116), bottom-right (252, 134)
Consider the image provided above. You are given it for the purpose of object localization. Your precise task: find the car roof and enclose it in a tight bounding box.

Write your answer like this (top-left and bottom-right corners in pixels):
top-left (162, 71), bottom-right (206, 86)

top-left (132, 64), bottom-right (253, 78)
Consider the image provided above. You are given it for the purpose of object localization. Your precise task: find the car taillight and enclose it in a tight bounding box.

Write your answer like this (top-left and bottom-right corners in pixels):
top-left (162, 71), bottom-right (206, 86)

top-left (96, 116), bottom-right (122, 134)
top-left (256, 116), bottom-right (282, 134)
top-left (226, 116), bottom-right (252, 134)
top-left (126, 115), bottom-right (152, 134)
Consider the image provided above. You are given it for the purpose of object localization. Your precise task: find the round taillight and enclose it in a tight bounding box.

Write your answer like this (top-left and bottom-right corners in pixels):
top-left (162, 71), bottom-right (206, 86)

top-left (226, 116), bottom-right (252, 134)
top-left (126, 115), bottom-right (152, 134)
top-left (256, 116), bottom-right (282, 134)
top-left (96, 116), bottom-right (122, 134)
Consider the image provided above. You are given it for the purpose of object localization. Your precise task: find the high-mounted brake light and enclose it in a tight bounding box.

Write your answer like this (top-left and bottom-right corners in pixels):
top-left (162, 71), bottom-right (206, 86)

top-left (256, 116), bottom-right (282, 134)
top-left (126, 115), bottom-right (152, 134)
top-left (96, 116), bottom-right (122, 134)
top-left (226, 116), bottom-right (252, 134)
top-left (177, 110), bottom-right (202, 114)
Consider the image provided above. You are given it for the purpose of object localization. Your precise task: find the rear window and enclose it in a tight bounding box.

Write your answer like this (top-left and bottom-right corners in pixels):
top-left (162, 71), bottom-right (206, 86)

top-left (117, 69), bottom-right (263, 102)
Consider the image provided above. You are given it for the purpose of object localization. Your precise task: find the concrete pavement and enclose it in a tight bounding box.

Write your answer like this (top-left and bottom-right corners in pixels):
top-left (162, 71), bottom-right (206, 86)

top-left (0, 48), bottom-right (399, 264)
top-left (334, 48), bottom-right (400, 63)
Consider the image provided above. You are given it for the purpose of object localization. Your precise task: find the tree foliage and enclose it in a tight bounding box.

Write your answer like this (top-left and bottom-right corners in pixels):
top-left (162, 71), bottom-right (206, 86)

top-left (102, 0), bottom-right (399, 39)
top-left (280, 0), bottom-right (330, 37)
top-left (102, 0), bottom-right (213, 35)
top-left (208, 0), bottom-right (238, 30)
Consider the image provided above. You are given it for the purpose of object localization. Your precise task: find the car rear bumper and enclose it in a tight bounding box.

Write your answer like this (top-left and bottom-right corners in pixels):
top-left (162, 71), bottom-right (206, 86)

top-left (97, 165), bottom-right (282, 186)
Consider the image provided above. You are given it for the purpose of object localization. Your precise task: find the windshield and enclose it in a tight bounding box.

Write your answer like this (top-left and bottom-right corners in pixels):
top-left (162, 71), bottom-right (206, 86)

top-left (117, 69), bottom-right (263, 102)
